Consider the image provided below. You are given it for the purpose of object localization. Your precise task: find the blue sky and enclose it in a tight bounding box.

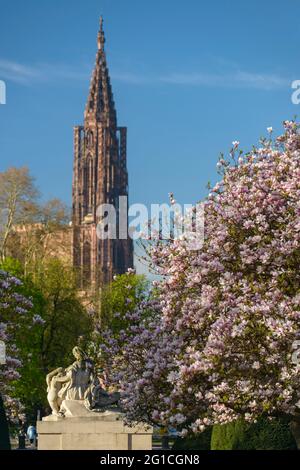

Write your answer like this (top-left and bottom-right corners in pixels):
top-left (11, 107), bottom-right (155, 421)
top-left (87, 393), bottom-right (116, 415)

top-left (0, 0), bottom-right (299, 211)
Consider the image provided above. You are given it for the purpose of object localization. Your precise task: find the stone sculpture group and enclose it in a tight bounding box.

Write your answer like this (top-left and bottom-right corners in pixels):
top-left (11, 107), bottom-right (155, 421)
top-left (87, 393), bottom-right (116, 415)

top-left (46, 346), bottom-right (120, 417)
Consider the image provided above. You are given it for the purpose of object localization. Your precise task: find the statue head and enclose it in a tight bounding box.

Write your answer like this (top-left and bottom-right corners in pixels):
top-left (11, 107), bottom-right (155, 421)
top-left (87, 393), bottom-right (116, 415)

top-left (72, 346), bottom-right (88, 362)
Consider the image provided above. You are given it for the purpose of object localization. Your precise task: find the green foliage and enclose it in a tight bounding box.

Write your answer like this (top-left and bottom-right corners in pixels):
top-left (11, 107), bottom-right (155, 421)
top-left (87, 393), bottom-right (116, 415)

top-left (1, 257), bottom-right (93, 421)
top-left (87, 272), bottom-right (150, 370)
top-left (211, 417), bottom-right (297, 450)
top-left (172, 428), bottom-right (212, 450)
top-left (33, 259), bottom-right (92, 368)
top-left (211, 420), bottom-right (246, 450)
top-left (100, 273), bottom-right (149, 333)
top-left (0, 394), bottom-right (10, 450)
top-left (0, 257), bottom-right (46, 422)
top-left (0, 257), bottom-right (24, 277)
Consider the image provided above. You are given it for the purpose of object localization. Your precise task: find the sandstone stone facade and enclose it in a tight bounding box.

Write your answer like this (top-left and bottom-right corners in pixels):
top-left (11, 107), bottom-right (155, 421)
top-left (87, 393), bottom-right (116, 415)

top-left (72, 18), bottom-right (133, 290)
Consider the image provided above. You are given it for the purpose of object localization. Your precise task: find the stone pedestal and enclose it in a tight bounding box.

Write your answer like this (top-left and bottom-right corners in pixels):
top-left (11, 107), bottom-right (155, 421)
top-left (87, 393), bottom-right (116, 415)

top-left (37, 401), bottom-right (152, 450)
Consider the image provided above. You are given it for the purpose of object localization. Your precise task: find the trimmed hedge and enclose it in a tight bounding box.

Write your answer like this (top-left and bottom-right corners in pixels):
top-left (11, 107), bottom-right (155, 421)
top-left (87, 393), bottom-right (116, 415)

top-left (172, 427), bottom-right (212, 450)
top-left (211, 417), bottom-right (297, 450)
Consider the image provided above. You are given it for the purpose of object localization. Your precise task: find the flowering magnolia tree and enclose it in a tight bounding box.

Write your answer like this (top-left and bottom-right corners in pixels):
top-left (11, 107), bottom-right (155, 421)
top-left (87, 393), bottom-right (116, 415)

top-left (105, 121), bottom-right (300, 439)
top-left (102, 298), bottom-right (182, 424)
top-left (0, 270), bottom-right (33, 422)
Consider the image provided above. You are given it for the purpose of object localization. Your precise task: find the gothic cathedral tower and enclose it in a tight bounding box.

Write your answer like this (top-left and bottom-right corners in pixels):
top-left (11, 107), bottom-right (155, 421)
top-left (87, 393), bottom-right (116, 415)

top-left (72, 18), bottom-right (133, 290)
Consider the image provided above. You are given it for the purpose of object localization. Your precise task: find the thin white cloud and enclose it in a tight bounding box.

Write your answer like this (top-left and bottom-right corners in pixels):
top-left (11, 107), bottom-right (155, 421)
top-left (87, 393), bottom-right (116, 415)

top-left (234, 71), bottom-right (288, 90)
top-left (0, 58), bottom-right (291, 91)
top-left (159, 70), bottom-right (289, 90)
top-left (0, 59), bottom-right (40, 84)
top-left (0, 59), bottom-right (89, 84)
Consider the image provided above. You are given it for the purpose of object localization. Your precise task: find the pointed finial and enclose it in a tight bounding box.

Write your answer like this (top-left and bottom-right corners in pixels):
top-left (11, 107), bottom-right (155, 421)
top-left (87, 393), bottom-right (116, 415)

top-left (97, 16), bottom-right (105, 51)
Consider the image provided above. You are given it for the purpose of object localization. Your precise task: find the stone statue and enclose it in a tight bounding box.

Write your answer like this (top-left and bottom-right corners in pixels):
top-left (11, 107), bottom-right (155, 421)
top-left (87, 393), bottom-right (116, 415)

top-left (85, 376), bottom-right (120, 411)
top-left (46, 346), bottom-right (120, 418)
top-left (46, 367), bottom-right (65, 416)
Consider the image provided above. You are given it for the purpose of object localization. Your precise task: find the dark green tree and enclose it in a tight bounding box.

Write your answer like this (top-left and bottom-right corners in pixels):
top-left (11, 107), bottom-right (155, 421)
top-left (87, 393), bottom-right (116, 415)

top-left (0, 394), bottom-right (10, 450)
top-left (99, 272), bottom-right (149, 332)
top-left (87, 272), bottom-right (149, 370)
top-left (1, 257), bottom-right (93, 420)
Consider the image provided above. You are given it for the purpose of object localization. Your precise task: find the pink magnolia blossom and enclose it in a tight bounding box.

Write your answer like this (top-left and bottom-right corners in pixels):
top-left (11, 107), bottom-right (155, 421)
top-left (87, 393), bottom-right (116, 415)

top-left (0, 270), bottom-right (35, 421)
top-left (104, 121), bottom-right (300, 434)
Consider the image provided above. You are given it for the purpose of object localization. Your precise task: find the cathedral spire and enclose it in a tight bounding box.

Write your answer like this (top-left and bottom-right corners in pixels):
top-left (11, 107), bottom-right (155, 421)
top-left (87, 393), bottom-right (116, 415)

top-left (97, 16), bottom-right (105, 51)
top-left (73, 17), bottom-right (133, 289)
top-left (85, 17), bottom-right (116, 126)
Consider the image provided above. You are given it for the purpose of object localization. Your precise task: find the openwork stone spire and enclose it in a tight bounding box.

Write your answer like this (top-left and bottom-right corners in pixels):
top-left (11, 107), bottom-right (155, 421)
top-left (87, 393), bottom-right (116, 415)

top-left (84, 16), bottom-right (116, 127)
top-left (72, 18), bottom-right (133, 290)
top-left (97, 16), bottom-right (105, 51)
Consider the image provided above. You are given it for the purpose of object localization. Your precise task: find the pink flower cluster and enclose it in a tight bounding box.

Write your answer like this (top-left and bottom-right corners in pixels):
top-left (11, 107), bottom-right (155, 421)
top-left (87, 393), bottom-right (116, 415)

top-left (105, 121), bottom-right (300, 433)
top-left (0, 270), bottom-right (33, 420)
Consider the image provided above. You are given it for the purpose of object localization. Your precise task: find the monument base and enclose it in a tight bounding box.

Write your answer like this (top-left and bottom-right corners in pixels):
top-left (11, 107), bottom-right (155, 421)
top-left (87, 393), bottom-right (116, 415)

top-left (37, 401), bottom-right (152, 450)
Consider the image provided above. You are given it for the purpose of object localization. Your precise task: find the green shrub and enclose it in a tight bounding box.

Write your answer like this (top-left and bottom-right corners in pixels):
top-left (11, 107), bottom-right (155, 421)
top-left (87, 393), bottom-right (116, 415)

top-left (211, 417), bottom-right (297, 450)
top-left (172, 427), bottom-right (212, 450)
